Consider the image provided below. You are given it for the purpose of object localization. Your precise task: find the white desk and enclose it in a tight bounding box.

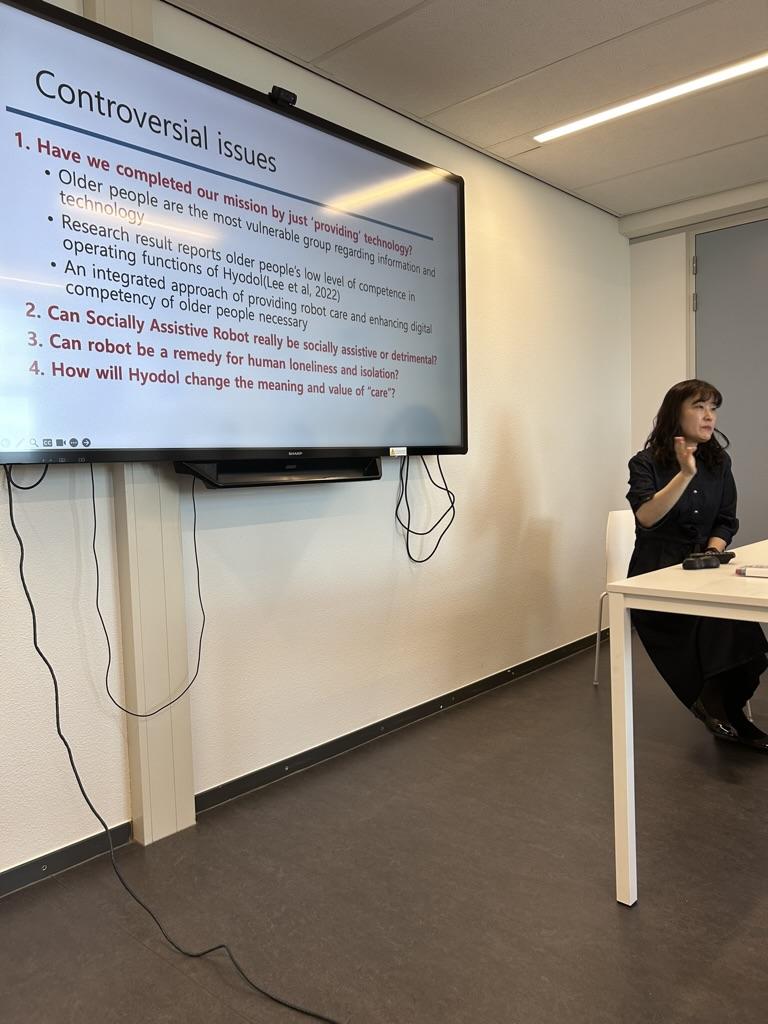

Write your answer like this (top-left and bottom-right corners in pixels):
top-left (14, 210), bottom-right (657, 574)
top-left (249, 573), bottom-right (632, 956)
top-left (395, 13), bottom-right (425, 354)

top-left (607, 538), bottom-right (768, 906)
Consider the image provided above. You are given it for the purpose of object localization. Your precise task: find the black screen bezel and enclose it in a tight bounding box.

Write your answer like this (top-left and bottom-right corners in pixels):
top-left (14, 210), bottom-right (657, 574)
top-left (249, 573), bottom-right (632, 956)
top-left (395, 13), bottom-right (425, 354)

top-left (0, 0), bottom-right (467, 466)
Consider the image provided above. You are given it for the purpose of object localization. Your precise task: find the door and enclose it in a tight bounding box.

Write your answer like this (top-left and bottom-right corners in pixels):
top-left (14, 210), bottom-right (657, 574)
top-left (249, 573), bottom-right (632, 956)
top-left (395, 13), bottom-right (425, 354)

top-left (695, 219), bottom-right (768, 547)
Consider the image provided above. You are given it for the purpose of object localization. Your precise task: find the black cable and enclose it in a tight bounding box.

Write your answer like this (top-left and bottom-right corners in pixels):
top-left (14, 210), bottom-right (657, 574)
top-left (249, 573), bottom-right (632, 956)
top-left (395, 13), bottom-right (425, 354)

top-left (3, 465), bottom-right (342, 1024)
top-left (5, 463), bottom-right (49, 489)
top-left (89, 465), bottom-right (206, 719)
top-left (395, 454), bottom-right (456, 562)
top-left (396, 456), bottom-right (455, 562)
top-left (395, 457), bottom-right (455, 537)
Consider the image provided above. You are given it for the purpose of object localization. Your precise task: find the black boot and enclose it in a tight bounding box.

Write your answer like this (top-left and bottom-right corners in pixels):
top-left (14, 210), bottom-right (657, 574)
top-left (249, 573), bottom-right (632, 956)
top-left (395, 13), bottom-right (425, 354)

top-left (690, 698), bottom-right (737, 740)
top-left (722, 666), bottom-right (768, 751)
top-left (707, 663), bottom-right (768, 751)
top-left (725, 706), bottom-right (768, 751)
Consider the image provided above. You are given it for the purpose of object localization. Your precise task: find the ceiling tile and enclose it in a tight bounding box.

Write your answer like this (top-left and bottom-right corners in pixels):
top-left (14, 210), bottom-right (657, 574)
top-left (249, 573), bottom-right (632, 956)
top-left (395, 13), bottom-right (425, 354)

top-left (315, 0), bottom-right (703, 115)
top-left (490, 139), bottom-right (543, 159)
top-left (574, 135), bottom-right (768, 214)
top-left (168, 0), bottom-right (424, 62)
top-left (498, 73), bottom-right (768, 188)
top-left (429, 0), bottom-right (768, 147)
top-left (164, 0), bottom-right (768, 216)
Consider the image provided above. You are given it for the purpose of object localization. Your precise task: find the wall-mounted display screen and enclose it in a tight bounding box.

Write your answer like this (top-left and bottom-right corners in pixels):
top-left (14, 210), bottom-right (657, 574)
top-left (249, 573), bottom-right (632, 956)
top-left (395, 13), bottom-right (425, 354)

top-left (0, 1), bottom-right (466, 464)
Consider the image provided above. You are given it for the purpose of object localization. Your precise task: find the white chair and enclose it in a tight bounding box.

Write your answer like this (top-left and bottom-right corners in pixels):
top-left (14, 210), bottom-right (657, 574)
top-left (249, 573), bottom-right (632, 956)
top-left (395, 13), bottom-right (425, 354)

top-left (593, 509), bottom-right (636, 686)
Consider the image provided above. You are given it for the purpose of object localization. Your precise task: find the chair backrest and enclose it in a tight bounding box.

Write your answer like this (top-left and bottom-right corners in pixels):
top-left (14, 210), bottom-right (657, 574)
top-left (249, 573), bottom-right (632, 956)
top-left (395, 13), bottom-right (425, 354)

top-left (605, 509), bottom-right (636, 584)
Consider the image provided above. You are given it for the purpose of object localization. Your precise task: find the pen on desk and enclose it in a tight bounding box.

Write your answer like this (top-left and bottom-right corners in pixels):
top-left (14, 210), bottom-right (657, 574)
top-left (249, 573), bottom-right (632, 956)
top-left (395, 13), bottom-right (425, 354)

top-left (735, 565), bottom-right (768, 577)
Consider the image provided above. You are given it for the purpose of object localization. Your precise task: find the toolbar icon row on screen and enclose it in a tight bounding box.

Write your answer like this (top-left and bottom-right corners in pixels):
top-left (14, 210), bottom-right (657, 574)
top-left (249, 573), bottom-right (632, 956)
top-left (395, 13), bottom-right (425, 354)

top-left (46, 439), bottom-right (93, 448)
top-left (1, 438), bottom-right (94, 449)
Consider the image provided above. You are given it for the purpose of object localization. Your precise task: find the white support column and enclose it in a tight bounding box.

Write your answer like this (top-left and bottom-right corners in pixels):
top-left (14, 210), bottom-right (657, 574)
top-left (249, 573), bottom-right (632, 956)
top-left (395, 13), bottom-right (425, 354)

top-left (80, 0), bottom-right (194, 848)
top-left (112, 464), bottom-right (195, 845)
top-left (608, 592), bottom-right (637, 906)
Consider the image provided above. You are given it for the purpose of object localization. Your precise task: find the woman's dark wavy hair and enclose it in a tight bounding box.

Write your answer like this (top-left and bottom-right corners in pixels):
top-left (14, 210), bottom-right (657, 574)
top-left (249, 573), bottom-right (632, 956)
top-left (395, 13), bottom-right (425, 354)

top-left (645, 379), bottom-right (730, 469)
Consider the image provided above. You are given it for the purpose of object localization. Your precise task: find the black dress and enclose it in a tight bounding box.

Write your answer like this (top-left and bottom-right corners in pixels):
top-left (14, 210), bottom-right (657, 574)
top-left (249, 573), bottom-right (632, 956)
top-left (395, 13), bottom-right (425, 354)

top-left (626, 448), bottom-right (767, 708)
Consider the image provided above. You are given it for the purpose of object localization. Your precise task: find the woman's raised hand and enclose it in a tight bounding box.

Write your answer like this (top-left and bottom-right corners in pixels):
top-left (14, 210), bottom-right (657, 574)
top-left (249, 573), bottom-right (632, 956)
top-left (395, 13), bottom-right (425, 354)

top-left (674, 436), bottom-right (697, 478)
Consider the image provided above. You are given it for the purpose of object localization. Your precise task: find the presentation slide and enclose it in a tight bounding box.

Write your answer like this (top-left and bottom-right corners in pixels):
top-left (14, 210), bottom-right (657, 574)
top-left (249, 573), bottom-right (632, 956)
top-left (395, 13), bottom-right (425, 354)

top-left (0, 2), bottom-right (466, 460)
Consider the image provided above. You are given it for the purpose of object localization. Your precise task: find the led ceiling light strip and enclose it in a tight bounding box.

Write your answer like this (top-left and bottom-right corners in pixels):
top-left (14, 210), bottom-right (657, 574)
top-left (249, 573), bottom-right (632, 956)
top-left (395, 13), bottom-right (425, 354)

top-left (534, 51), bottom-right (768, 143)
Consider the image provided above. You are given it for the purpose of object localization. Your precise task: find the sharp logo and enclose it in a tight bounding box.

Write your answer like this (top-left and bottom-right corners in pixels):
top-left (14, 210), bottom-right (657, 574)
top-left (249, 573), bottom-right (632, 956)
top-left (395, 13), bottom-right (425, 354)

top-left (288, 450), bottom-right (303, 456)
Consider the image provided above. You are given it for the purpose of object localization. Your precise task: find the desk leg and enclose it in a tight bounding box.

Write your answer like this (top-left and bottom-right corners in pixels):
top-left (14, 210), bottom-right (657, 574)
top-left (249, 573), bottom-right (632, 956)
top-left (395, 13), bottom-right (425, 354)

top-left (608, 592), bottom-right (637, 906)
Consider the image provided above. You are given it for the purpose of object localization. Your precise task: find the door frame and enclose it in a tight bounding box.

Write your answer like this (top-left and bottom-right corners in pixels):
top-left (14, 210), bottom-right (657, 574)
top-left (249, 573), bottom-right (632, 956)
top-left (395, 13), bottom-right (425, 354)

top-left (687, 209), bottom-right (768, 376)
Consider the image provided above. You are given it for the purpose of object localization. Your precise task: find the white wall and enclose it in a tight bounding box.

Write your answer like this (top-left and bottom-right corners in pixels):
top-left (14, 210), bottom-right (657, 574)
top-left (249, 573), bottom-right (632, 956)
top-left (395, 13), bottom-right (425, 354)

top-left (0, 0), bottom-right (631, 873)
top-left (0, 465), bottom-right (129, 871)
top-left (155, 4), bottom-right (631, 793)
top-left (0, 0), bottom-right (130, 879)
top-left (629, 234), bottom-right (689, 454)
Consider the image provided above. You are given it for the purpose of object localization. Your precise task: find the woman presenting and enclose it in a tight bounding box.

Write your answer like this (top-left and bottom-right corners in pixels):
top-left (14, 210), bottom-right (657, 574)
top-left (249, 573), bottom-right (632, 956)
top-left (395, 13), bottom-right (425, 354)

top-left (627, 379), bottom-right (768, 751)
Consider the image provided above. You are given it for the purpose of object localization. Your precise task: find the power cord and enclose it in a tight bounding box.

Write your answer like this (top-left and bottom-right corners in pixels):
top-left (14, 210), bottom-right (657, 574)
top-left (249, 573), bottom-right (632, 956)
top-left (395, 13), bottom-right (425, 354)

top-left (395, 455), bottom-right (456, 562)
top-left (5, 463), bottom-right (49, 489)
top-left (89, 464), bottom-right (206, 719)
top-left (3, 464), bottom-right (343, 1024)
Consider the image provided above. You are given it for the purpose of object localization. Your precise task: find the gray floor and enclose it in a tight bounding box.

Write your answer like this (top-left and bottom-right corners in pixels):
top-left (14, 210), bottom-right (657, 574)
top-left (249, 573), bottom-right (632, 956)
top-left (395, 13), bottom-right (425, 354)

top-left (3, 639), bottom-right (768, 1024)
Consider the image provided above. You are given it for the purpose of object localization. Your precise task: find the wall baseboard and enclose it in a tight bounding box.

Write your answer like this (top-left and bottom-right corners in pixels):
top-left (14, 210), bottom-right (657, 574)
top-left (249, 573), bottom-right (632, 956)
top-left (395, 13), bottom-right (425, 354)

top-left (1, 629), bottom-right (606, 899)
top-left (0, 822), bottom-right (131, 899)
top-left (195, 629), bottom-right (607, 814)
